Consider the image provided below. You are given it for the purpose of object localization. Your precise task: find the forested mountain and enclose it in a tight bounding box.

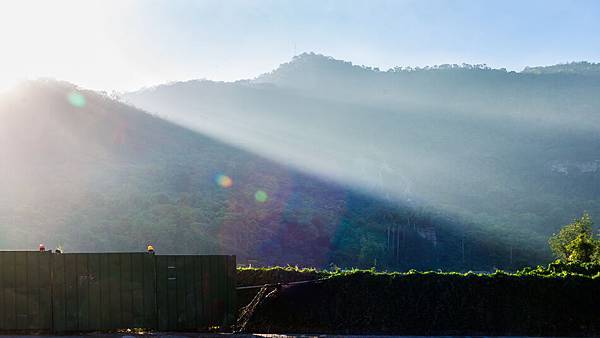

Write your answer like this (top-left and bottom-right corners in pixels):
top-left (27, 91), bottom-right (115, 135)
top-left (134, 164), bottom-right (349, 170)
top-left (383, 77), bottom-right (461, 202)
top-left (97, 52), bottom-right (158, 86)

top-left (0, 79), bottom-right (522, 271)
top-left (123, 53), bottom-right (600, 269)
top-left (3, 54), bottom-right (599, 271)
top-left (522, 61), bottom-right (600, 75)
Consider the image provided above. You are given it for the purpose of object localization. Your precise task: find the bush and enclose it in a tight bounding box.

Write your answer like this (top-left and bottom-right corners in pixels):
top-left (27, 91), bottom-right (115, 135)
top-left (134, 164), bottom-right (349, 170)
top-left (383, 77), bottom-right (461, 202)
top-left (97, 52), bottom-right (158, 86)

top-left (518, 260), bottom-right (600, 277)
top-left (549, 212), bottom-right (600, 263)
top-left (237, 266), bottom-right (327, 286)
top-left (240, 268), bottom-right (600, 336)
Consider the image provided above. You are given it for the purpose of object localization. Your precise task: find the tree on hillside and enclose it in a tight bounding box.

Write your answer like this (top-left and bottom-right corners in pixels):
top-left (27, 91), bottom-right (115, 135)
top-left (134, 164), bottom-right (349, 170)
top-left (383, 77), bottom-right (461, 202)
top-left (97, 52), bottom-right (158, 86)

top-left (548, 212), bottom-right (600, 263)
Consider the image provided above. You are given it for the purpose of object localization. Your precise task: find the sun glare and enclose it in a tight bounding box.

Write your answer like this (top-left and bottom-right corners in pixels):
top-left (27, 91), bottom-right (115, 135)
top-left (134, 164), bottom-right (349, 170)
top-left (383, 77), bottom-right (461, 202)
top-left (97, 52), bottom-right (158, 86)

top-left (0, 0), bottom-right (133, 91)
top-left (215, 174), bottom-right (233, 188)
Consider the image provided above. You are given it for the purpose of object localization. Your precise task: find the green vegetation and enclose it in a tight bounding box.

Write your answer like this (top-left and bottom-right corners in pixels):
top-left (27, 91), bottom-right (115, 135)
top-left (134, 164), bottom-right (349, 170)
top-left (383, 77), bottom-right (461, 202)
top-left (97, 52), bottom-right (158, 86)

top-left (1, 80), bottom-right (495, 271)
top-left (239, 263), bottom-right (600, 336)
top-left (125, 53), bottom-right (600, 271)
top-left (238, 260), bottom-right (600, 284)
top-left (1, 80), bottom-right (552, 271)
top-left (518, 260), bottom-right (600, 278)
top-left (236, 230), bottom-right (600, 335)
top-left (5, 57), bottom-right (600, 272)
top-left (237, 265), bottom-right (327, 287)
top-left (549, 212), bottom-right (600, 263)
top-left (523, 61), bottom-right (600, 75)
top-left (235, 224), bottom-right (600, 334)
top-left (237, 216), bottom-right (600, 284)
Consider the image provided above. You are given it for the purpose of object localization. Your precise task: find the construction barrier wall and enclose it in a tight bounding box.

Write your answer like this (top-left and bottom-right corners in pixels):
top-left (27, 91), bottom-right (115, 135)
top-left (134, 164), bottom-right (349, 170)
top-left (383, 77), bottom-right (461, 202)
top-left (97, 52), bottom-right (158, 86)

top-left (0, 252), bottom-right (236, 333)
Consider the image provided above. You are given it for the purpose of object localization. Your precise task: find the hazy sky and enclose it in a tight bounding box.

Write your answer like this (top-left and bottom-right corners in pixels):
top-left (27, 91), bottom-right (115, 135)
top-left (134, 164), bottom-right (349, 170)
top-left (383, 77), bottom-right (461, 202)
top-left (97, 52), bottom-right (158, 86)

top-left (1, 0), bottom-right (599, 91)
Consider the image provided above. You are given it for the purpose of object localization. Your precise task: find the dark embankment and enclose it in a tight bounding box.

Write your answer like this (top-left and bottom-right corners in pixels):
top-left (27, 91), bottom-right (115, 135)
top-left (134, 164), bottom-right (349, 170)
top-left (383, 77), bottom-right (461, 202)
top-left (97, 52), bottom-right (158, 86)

top-left (236, 267), bottom-right (327, 314)
top-left (237, 267), bottom-right (327, 287)
top-left (238, 265), bottom-right (600, 336)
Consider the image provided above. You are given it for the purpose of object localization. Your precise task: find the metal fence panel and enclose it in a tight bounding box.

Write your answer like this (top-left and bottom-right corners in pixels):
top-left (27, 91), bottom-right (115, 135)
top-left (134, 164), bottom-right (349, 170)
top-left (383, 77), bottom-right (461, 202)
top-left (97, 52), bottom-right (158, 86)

top-left (155, 255), bottom-right (236, 332)
top-left (0, 252), bottom-right (53, 331)
top-left (0, 252), bottom-right (235, 333)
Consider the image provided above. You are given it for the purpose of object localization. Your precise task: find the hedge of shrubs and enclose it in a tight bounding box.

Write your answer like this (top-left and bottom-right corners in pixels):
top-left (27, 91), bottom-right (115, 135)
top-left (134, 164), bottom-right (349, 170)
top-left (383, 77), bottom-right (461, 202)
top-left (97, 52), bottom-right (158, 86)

top-left (237, 266), bottom-right (327, 287)
top-left (236, 266), bottom-right (327, 312)
top-left (238, 264), bottom-right (600, 336)
top-left (518, 260), bottom-right (600, 277)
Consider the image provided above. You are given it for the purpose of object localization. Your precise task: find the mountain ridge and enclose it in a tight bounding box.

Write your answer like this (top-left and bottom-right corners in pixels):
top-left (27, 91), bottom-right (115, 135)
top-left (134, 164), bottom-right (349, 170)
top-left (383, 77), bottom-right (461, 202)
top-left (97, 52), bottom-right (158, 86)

top-left (123, 53), bottom-right (600, 268)
top-left (126, 53), bottom-right (600, 96)
top-left (1, 79), bottom-right (512, 270)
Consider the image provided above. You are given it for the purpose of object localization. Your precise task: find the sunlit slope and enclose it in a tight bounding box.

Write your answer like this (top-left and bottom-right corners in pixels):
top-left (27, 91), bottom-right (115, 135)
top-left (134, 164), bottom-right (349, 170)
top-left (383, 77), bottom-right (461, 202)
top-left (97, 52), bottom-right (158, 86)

top-left (0, 79), bottom-right (523, 270)
top-left (124, 54), bottom-right (600, 255)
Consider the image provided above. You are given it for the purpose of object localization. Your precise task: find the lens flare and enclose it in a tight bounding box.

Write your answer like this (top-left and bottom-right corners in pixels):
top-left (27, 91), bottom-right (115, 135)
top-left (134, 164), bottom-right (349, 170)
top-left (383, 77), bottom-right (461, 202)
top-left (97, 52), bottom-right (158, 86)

top-left (215, 174), bottom-right (233, 188)
top-left (67, 91), bottom-right (86, 107)
top-left (254, 190), bottom-right (268, 203)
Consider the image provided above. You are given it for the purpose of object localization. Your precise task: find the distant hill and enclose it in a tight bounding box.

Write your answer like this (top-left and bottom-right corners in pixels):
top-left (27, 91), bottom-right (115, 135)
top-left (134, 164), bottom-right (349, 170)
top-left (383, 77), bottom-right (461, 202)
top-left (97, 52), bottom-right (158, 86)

top-left (522, 61), bottom-right (600, 75)
top-left (124, 53), bottom-right (600, 268)
top-left (0, 79), bottom-right (520, 270)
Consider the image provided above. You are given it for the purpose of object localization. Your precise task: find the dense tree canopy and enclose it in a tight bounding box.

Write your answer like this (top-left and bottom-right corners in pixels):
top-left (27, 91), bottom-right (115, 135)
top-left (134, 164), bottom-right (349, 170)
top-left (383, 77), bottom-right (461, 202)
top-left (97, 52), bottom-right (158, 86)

top-left (549, 213), bottom-right (599, 263)
top-left (4, 53), bottom-right (600, 271)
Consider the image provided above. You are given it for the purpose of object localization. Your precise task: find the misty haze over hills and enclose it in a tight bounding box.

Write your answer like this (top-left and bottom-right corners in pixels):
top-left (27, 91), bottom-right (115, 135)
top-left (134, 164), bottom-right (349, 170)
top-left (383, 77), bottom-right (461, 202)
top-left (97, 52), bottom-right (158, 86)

top-left (124, 54), bottom-right (600, 247)
top-left (1, 79), bottom-right (484, 270)
top-left (2, 53), bottom-right (600, 270)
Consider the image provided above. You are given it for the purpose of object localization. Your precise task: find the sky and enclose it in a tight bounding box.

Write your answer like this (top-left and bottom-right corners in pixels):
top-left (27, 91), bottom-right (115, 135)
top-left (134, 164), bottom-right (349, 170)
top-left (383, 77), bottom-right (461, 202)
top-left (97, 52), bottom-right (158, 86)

top-left (0, 0), bottom-right (599, 91)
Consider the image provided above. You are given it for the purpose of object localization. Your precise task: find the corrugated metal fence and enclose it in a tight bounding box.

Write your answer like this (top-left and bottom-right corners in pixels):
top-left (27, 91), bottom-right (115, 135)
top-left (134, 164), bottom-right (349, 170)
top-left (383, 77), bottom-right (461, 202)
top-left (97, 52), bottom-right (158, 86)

top-left (0, 252), bottom-right (236, 333)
